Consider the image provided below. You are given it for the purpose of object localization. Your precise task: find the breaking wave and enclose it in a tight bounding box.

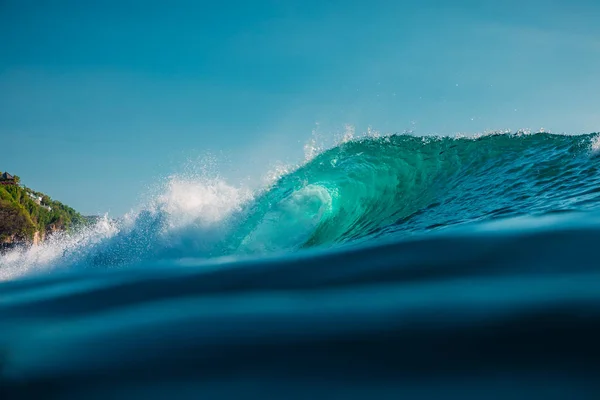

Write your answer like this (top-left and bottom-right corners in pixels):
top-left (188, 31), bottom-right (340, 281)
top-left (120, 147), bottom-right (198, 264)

top-left (2, 131), bottom-right (600, 280)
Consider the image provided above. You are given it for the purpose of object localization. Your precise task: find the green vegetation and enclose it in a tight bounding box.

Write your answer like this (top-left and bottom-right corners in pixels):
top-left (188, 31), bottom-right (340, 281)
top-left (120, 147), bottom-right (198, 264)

top-left (0, 172), bottom-right (86, 243)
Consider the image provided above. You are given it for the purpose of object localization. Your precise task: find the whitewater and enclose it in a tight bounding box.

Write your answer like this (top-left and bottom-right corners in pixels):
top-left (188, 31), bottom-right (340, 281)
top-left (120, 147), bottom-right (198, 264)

top-left (2, 131), bottom-right (600, 398)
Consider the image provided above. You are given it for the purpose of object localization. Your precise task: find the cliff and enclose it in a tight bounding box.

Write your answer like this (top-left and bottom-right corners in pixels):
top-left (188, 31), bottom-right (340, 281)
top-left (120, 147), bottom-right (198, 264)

top-left (0, 172), bottom-right (87, 247)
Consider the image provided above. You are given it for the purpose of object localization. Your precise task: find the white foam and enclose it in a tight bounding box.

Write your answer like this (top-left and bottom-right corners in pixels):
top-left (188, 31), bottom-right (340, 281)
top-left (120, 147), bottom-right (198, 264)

top-left (154, 176), bottom-right (252, 230)
top-left (0, 216), bottom-right (118, 281)
top-left (0, 173), bottom-right (253, 281)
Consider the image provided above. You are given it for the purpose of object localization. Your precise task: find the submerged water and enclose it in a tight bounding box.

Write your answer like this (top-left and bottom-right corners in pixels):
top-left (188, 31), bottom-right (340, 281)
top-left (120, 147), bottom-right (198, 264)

top-left (2, 132), bottom-right (600, 398)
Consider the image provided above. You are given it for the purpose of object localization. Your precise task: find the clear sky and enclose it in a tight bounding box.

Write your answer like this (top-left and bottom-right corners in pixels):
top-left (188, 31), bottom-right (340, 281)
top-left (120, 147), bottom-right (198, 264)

top-left (1, 0), bottom-right (599, 215)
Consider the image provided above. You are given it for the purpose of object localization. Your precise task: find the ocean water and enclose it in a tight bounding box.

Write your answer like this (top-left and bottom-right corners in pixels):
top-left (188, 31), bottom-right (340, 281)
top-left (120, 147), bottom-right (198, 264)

top-left (2, 132), bottom-right (600, 398)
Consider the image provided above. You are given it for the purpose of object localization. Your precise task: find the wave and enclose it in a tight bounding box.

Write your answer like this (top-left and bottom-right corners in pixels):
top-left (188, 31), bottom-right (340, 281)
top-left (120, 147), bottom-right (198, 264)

top-left (3, 209), bottom-right (600, 398)
top-left (235, 131), bottom-right (600, 248)
top-left (2, 131), bottom-right (600, 280)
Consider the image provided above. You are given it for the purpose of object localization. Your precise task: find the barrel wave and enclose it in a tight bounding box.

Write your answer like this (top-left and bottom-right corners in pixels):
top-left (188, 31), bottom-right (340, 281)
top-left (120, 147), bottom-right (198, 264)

top-left (3, 132), bottom-right (600, 398)
top-left (237, 131), bottom-right (600, 250)
top-left (2, 132), bottom-right (600, 278)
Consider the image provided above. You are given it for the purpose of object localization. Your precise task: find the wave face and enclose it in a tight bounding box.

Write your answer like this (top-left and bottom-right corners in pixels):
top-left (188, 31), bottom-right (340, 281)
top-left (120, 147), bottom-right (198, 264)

top-left (3, 132), bottom-right (600, 398)
top-left (2, 132), bottom-right (600, 278)
top-left (237, 132), bottom-right (600, 250)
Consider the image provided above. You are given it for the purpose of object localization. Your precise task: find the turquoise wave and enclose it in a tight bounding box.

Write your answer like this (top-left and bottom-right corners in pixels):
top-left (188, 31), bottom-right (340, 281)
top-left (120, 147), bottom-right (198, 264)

top-left (4, 132), bottom-right (600, 397)
top-left (3, 132), bottom-right (600, 277)
top-left (235, 132), bottom-right (600, 252)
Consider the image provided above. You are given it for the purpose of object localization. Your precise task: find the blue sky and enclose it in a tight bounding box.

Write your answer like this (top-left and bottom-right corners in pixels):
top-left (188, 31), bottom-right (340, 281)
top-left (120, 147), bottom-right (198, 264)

top-left (1, 0), bottom-right (599, 215)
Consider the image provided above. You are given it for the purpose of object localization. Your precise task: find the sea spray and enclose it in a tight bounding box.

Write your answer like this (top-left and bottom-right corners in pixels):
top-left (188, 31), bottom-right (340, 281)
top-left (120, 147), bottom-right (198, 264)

top-left (0, 215), bottom-right (118, 281)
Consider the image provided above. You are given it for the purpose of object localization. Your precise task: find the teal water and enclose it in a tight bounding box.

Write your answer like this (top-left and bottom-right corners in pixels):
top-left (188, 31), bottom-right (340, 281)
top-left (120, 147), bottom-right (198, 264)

top-left (2, 132), bottom-right (600, 398)
top-left (237, 132), bottom-right (600, 250)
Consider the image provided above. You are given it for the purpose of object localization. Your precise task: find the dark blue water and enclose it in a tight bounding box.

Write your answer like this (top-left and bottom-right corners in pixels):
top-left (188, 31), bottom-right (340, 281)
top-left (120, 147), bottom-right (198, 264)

top-left (2, 132), bottom-right (600, 398)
